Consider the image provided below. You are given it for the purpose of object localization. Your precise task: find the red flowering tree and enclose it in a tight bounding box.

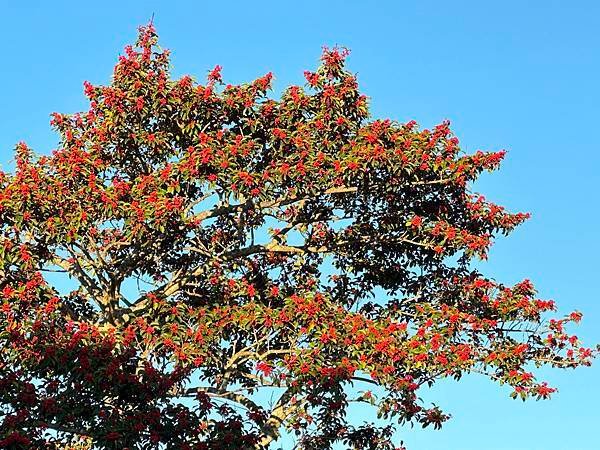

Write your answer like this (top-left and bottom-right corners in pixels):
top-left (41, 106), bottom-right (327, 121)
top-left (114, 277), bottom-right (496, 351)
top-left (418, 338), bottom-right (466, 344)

top-left (0, 25), bottom-right (596, 449)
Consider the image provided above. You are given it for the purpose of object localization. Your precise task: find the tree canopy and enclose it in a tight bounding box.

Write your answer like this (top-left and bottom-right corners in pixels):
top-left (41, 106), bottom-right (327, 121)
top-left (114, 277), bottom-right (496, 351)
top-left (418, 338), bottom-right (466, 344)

top-left (0, 24), bottom-right (595, 449)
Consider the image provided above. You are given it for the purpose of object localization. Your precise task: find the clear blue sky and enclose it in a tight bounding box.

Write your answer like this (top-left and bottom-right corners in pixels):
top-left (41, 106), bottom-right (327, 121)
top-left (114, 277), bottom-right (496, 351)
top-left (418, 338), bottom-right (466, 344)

top-left (1, 1), bottom-right (599, 449)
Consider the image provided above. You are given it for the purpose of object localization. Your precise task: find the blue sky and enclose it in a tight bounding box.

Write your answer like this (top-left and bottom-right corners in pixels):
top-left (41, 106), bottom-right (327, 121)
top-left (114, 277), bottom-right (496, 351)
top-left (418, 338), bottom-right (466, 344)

top-left (1, 1), bottom-right (599, 449)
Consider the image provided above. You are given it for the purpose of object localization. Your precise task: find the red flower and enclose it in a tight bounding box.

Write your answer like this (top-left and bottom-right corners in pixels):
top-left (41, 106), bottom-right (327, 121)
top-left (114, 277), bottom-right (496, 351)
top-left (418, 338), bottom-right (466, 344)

top-left (435, 354), bottom-right (448, 365)
top-left (303, 71), bottom-right (320, 87)
top-left (513, 343), bottom-right (528, 356)
top-left (536, 383), bottom-right (556, 398)
top-left (569, 311), bottom-right (583, 323)
top-left (208, 65), bottom-right (223, 83)
top-left (83, 80), bottom-right (95, 98)
top-left (256, 361), bottom-right (273, 377)
top-left (273, 128), bottom-right (286, 140)
top-left (19, 244), bottom-right (31, 262)
top-left (410, 215), bottom-right (423, 228)
top-left (347, 161), bottom-right (359, 171)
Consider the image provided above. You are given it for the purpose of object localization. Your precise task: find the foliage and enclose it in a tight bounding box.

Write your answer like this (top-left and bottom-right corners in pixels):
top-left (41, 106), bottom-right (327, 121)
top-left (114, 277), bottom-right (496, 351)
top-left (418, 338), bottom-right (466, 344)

top-left (0, 24), bottom-right (595, 449)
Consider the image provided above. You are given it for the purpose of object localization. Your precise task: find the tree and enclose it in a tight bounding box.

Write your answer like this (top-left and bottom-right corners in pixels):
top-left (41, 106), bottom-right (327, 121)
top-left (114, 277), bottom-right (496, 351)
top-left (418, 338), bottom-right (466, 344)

top-left (0, 24), bottom-right (595, 450)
